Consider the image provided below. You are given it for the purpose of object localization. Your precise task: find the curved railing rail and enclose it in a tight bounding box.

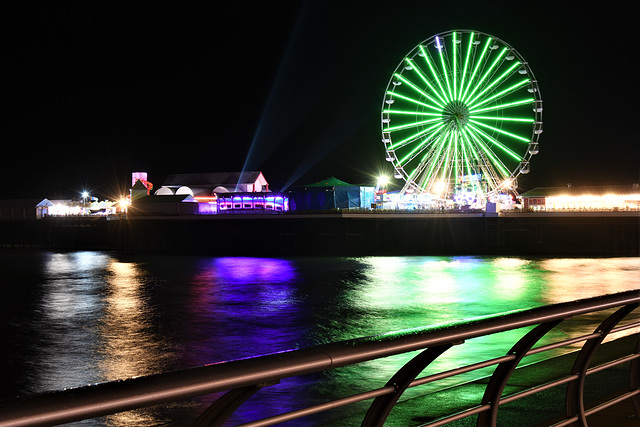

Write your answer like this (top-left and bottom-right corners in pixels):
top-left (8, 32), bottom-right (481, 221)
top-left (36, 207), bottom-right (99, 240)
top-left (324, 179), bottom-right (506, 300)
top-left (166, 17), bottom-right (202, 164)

top-left (0, 289), bottom-right (638, 426)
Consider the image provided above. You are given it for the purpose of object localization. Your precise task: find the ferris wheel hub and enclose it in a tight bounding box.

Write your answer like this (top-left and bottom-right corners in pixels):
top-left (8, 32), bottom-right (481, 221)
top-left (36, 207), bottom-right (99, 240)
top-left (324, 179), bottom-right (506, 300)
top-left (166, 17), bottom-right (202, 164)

top-left (442, 100), bottom-right (470, 130)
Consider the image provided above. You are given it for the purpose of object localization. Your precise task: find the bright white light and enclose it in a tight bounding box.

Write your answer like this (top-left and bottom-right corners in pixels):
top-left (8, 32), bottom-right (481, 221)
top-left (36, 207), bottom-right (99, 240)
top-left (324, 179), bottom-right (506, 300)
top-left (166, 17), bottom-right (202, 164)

top-left (435, 36), bottom-right (443, 51)
top-left (502, 178), bottom-right (515, 189)
top-left (433, 181), bottom-right (446, 195)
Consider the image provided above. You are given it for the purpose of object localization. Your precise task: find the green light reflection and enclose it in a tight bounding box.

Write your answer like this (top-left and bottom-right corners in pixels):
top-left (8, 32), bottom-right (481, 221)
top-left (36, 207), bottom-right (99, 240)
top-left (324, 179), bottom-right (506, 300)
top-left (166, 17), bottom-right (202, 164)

top-left (314, 256), bottom-right (640, 406)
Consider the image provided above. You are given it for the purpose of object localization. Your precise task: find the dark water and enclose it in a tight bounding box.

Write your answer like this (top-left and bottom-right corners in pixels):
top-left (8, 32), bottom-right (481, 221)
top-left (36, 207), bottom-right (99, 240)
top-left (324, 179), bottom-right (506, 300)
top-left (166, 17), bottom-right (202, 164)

top-left (1, 250), bottom-right (638, 425)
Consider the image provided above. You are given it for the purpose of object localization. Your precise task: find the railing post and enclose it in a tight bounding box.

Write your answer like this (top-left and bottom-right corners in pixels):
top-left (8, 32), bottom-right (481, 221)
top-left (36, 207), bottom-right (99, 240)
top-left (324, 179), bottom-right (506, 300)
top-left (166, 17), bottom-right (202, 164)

top-left (565, 303), bottom-right (640, 426)
top-left (361, 344), bottom-right (453, 427)
top-left (476, 320), bottom-right (562, 426)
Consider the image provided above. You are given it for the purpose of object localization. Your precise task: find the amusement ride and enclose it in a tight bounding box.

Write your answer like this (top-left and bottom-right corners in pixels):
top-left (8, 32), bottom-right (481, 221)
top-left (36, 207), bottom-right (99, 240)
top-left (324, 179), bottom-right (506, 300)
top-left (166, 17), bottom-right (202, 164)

top-left (381, 29), bottom-right (543, 209)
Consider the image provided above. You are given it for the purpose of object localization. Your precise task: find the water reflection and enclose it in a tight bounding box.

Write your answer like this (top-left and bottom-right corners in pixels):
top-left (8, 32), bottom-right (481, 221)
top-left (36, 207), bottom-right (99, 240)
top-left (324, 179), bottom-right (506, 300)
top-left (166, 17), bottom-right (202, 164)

top-left (184, 257), bottom-right (309, 424)
top-left (100, 260), bottom-right (170, 379)
top-left (30, 252), bottom-right (109, 392)
top-left (541, 257), bottom-right (640, 303)
top-left (2, 252), bottom-right (638, 426)
top-left (306, 257), bottom-right (547, 405)
top-left (328, 256), bottom-right (548, 338)
top-left (306, 256), bottom-right (640, 410)
top-left (540, 257), bottom-right (640, 346)
top-left (99, 260), bottom-right (173, 426)
top-left (185, 257), bottom-right (299, 362)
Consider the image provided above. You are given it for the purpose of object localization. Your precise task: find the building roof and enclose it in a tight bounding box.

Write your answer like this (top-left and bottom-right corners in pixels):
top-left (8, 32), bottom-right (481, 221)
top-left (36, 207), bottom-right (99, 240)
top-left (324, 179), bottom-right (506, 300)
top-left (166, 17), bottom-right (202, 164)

top-left (36, 198), bottom-right (54, 207)
top-left (521, 185), bottom-right (640, 198)
top-left (132, 179), bottom-right (149, 190)
top-left (163, 171), bottom-right (265, 187)
top-left (134, 194), bottom-right (195, 203)
top-left (297, 176), bottom-right (361, 188)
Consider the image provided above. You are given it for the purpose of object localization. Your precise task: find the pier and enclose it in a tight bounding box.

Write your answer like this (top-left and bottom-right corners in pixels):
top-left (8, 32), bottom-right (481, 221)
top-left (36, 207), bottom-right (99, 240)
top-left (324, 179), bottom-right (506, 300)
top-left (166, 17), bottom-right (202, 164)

top-left (1, 211), bottom-right (638, 257)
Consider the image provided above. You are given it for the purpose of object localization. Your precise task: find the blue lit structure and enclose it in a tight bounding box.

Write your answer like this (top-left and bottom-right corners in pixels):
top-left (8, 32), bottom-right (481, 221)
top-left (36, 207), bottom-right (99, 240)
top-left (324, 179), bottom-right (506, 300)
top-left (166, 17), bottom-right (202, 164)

top-left (287, 177), bottom-right (375, 211)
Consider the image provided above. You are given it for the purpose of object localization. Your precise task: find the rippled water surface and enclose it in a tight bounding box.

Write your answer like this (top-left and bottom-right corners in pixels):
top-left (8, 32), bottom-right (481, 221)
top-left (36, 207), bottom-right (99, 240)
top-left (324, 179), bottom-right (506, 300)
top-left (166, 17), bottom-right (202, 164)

top-left (1, 251), bottom-right (638, 425)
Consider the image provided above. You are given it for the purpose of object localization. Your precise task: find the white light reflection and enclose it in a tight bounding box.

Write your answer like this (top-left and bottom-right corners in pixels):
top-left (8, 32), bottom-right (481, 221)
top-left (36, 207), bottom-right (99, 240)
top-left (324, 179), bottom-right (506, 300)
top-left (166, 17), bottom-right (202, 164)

top-left (538, 257), bottom-right (640, 346)
top-left (99, 260), bottom-right (173, 426)
top-left (540, 257), bottom-right (640, 303)
top-left (492, 257), bottom-right (533, 298)
top-left (33, 252), bottom-right (109, 392)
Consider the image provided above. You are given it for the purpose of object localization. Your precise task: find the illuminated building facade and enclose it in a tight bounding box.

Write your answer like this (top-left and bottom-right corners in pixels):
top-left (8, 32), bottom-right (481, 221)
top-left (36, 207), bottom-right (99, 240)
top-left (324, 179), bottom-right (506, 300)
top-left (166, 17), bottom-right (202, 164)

top-left (520, 185), bottom-right (640, 211)
top-left (143, 171), bottom-right (288, 215)
top-left (216, 193), bottom-right (289, 213)
top-left (35, 198), bottom-right (119, 218)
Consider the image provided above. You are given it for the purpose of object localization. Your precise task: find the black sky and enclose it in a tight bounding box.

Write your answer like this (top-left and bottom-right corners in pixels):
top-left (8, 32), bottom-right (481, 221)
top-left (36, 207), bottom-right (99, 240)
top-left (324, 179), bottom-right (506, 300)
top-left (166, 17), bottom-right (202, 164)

top-left (2, 1), bottom-right (638, 200)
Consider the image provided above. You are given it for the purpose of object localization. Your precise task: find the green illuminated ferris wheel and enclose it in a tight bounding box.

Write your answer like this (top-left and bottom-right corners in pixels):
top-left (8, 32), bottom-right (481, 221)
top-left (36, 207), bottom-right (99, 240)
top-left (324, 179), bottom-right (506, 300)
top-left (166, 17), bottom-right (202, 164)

top-left (382, 30), bottom-right (543, 203)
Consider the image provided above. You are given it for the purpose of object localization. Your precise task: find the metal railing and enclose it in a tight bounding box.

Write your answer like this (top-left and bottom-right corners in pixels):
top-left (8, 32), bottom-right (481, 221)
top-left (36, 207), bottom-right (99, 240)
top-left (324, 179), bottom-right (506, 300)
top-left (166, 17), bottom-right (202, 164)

top-left (1, 289), bottom-right (639, 426)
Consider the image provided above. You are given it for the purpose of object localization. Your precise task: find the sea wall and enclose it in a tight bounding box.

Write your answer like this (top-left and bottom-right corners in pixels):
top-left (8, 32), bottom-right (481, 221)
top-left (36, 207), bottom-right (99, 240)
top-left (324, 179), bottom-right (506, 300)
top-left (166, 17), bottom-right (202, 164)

top-left (1, 212), bottom-right (638, 257)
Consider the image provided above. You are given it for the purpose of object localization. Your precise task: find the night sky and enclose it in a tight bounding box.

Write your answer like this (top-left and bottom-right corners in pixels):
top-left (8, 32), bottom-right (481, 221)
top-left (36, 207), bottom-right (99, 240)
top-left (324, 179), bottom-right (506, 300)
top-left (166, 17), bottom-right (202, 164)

top-left (2, 1), bottom-right (638, 200)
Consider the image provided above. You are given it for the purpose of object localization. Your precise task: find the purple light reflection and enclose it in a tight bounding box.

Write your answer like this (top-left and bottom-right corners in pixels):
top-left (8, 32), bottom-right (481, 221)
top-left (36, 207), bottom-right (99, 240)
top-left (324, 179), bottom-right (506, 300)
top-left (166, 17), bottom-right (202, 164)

top-left (183, 257), bottom-right (318, 424)
top-left (185, 257), bottom-right (300, 363)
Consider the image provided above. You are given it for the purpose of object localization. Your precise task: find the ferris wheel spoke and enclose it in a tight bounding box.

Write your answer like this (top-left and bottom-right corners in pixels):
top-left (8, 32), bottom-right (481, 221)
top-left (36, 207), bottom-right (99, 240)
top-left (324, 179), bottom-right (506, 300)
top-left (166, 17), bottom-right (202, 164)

top-left (414, 156), bottom-right (438, 190)
top-left (458, 31), bottom-right (477, 101)
top-left (460, 37), bottom-right (493, 103)
top-left (462, 47), bottom-right (508, 105)
top-left (469, 115), bottom-right (533, 123)
top-left (469, 78), bottom-right (531, 112)
top-left (452, 32), bottom-right (459, 101)
top-left (468, 119), bottom-right (530, 144)
top-left (462, 132), bottom-right (507, 187)
top-left (386, 91), bottom-right (441, 112)
top-left (384, 109), bottom-right (441, 118)
top-left (459, 134), bottom-right (478, 178)
top-left (396, 134), bottom-right (436, 167)
top-left (388, 122), bottom-right (444, 150)
top-left (466, 61), bottom-right (522, 108)
top-left (470, 97), bottom-right (534, 114)
top-left (419, 45), bottom-right (451, 104)
top-left (417, 134), bottom-right (450, 190)
top-left (437, 36), bottom-right (456, 102)
top-left (466, 124), bottom-right (521, 169)
top-left (393, 72), bottom-right (446, 110)
top-left (385, 117), bottom-right (441, 133)
top-left (464, 126), bottom-right (506, 167)
top-left (404, 57), bottom-right (449, 107)
top-left (462, 43), bottom-right (507, 102)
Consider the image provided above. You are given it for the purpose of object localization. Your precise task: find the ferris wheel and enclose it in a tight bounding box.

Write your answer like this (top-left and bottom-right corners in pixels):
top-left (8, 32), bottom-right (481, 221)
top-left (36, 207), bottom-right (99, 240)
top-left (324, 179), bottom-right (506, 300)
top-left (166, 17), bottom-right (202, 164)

top-left (381, 30), bottom-right (542, 204)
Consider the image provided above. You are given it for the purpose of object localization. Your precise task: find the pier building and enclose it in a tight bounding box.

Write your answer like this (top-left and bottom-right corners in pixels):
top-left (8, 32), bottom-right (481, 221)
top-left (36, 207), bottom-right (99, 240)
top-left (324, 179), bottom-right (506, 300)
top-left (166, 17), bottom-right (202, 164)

top-left (136, 171), bottom-right (289, 215)
top-left (521, 185), bottom-right (640, 211)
